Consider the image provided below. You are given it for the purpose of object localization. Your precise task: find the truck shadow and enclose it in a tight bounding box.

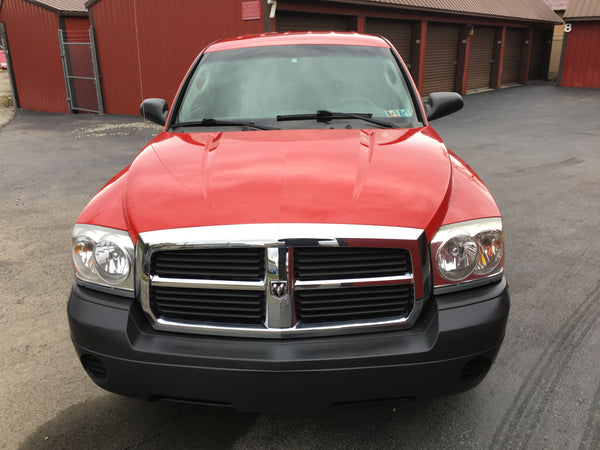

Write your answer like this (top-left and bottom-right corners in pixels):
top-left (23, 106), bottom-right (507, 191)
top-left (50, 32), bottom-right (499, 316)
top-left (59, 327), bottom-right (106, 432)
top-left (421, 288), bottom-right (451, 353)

top-left (18, 395), bottom-right (258, 449)
top-left (19, 393), bottom-right (445, 449)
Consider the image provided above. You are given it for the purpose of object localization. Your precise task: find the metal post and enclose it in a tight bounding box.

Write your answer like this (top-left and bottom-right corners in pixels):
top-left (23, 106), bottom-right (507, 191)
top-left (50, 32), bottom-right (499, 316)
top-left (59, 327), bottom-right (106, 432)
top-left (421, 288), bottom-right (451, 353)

top-left (89, 27), bottom-right (104, 114)
top-left (58, 30), bottom-right (73, 113)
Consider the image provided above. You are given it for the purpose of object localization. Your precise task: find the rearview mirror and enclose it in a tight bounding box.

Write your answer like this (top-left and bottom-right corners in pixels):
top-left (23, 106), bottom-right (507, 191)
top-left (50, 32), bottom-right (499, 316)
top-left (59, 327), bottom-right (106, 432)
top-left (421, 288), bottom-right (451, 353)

top-left (425, 92), bottom-right (464, 121)
top-left (140, 98), bottom-right (169, 126)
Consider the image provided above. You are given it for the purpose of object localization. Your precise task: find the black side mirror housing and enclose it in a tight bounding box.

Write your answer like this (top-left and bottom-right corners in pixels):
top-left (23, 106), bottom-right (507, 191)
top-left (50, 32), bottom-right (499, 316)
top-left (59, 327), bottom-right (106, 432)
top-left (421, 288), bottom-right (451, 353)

top-left (140, 98), bottom-right (169, 126)
top-left (425, 92), bottom-right (464, 122)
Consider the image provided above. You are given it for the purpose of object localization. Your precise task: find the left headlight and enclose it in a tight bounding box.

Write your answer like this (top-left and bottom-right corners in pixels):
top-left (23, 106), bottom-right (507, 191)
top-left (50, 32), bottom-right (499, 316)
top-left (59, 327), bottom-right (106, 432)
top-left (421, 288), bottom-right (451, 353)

top-left (72, 224), bottom-right (135, 296)
top-left (431, 218), bottom-right (504, 290)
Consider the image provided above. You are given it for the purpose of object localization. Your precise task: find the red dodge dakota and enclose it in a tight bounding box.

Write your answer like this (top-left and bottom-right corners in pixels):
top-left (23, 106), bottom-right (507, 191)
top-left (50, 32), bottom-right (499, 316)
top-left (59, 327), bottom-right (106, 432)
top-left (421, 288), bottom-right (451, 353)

top-left (68, 32), bottom-right (509, 411)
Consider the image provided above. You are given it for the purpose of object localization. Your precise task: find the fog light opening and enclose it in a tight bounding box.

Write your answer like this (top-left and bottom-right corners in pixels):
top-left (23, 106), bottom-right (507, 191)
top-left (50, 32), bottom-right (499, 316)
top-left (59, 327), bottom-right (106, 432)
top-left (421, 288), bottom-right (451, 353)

top-left (460, 357), bottom-right (491, 383)
top-left (81, 354), bottom-right (108, 382)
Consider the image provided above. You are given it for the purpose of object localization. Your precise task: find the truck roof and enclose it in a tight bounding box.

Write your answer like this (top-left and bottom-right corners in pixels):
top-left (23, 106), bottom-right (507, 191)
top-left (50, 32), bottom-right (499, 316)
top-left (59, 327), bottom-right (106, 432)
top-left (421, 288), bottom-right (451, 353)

top-left (205, 32), bottom-right (391, 53)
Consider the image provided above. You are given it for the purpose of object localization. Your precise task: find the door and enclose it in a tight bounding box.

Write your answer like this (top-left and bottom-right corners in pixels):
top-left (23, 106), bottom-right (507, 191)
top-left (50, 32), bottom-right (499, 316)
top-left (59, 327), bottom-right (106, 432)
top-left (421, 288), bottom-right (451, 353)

top-left (501, 28), bottom-right (523, 85)
top-left (528, 29), bottom-right (549, 81)
top-left (467, 26), bottom-right (495, 91)
top-left (422, 23), bottom-right (460, 96)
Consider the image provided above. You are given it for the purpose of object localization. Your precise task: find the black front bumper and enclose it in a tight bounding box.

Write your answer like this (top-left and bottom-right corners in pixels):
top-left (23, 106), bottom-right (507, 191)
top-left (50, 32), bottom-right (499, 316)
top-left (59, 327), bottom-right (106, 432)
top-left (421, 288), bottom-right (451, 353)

top-left (68, 278), bottom-right (509, 412)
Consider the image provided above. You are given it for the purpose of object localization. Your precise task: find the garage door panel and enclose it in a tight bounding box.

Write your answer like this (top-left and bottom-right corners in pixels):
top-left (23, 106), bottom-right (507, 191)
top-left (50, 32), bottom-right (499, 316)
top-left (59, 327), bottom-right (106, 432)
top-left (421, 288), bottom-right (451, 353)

top-left (275, 12), bottom-right (352, 32)
top-left (366, 19), bottom-right (412, 67)
top-left (467, 26), bottom-right (495, 91)
top-left (422, 23), bottom-right (460, 96)
top-left (502, 28), bottom-right (523, 84)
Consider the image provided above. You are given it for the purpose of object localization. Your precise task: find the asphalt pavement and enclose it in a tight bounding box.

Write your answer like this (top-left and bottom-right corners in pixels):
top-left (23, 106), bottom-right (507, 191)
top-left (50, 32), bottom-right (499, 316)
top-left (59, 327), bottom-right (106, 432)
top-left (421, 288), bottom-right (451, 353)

top-left (1, 83), bottom-right (599, 449)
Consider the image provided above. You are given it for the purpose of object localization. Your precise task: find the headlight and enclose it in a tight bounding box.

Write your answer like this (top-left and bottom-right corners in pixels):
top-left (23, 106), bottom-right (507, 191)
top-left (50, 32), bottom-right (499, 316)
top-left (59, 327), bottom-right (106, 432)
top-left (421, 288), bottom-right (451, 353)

top-left (431, 218), bottom-right (504, 289)
top-left (72, 224), bottom-right (135, 296)
top-left (436, 235), bottom-right (478, 281)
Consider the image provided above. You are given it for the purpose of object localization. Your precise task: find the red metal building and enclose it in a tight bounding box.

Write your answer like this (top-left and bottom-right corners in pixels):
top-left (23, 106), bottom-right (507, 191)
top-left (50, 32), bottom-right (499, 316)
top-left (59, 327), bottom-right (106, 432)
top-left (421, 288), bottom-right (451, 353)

top-left (1, 0), bottom-right (561, 114)
top-left (0, 0), bottom-right (89, 112)
top-left (560, 0), bottom-right (600, 88)
top-left (87, 0), bottom-right (560, 116)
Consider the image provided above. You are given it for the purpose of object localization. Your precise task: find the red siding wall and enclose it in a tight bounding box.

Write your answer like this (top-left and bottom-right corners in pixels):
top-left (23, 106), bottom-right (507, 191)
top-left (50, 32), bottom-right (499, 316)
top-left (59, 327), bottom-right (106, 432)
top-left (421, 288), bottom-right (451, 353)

top-left (92, 0), bottom-right (265, 115)
top-left (0, 0), bottom-right (68, 112)
top-left (561, 21), bottom-right (600, 88)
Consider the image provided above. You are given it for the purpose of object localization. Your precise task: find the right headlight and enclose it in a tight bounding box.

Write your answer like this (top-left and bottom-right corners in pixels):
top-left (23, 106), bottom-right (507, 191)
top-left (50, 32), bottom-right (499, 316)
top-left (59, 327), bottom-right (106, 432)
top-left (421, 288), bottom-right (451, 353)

top-left (431, 218), bottom-right (504, 290)
top-left (72, 224), bottom-right (135, 297)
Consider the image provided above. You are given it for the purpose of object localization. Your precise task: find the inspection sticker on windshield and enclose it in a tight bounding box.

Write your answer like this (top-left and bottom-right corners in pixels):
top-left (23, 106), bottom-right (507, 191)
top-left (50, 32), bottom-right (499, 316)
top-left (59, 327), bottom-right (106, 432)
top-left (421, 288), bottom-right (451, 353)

top-left (385, 109), bottom-right (411, 118)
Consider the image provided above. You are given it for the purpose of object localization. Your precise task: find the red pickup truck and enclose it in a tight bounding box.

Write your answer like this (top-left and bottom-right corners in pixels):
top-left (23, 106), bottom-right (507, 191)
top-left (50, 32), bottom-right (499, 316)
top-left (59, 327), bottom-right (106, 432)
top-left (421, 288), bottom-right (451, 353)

top-left (68, 32), bottom-right (509, 411)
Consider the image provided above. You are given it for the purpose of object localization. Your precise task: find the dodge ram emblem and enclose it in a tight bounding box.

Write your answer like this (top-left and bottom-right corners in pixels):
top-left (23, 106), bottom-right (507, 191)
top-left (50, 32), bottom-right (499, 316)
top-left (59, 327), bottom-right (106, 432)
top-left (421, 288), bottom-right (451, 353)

top-left (270, 281), bottom-right (288, 298)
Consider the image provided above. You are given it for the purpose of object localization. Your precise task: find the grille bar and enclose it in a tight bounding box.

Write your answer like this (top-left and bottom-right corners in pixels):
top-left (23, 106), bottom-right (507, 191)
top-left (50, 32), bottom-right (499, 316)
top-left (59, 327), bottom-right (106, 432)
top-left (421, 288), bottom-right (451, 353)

top-left (294, 274), bottom-right (412, 290)
top-left (151, 276), bottom-right (265, 291)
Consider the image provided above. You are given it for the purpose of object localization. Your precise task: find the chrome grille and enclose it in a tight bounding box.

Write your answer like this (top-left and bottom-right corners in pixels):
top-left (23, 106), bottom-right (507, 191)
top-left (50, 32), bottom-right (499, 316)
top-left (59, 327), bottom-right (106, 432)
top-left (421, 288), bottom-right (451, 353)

top-left (138, 224), bottom-right (429, 338)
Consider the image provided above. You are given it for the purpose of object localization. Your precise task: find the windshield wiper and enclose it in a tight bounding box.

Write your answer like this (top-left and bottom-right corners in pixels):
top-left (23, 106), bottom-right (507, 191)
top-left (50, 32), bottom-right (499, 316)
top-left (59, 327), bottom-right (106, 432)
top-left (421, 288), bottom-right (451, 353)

top-left (276, 110), bottom-right (397, 129)
top-left (171, 119), bottom-right (280, 131)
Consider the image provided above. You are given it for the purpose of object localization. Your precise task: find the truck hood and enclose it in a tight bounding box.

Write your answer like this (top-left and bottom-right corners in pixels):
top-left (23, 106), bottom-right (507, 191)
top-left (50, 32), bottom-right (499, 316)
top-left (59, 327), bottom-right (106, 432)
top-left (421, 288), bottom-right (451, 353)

top-left (124, 127), bottom-right (452, 238)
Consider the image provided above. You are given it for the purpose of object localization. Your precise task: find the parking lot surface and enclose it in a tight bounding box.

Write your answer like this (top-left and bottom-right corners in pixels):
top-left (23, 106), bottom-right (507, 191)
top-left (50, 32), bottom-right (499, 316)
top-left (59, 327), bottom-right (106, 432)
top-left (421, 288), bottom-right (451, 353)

top-left (1, 83), bottom-right (599, 449)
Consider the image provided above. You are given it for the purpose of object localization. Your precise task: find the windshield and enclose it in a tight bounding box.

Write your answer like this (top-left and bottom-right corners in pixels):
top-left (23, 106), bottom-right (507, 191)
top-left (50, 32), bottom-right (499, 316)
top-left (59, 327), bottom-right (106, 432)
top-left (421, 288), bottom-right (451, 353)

top-left (175, 44), bottom-right (419, 129)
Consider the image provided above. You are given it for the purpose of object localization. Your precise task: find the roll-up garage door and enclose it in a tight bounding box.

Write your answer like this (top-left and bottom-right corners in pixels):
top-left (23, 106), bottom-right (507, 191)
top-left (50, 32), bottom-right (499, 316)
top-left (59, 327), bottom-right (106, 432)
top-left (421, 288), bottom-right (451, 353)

top-left (501, 28), bottom-right (524, 85)
top-left (466, 26), bottom-right (496, 91)
top-left (422, 23), bottom-right (460, 96)
top-left (528, 30), bottom-right (549, 80)
top-left (365, 19), bottom-right (412, 68)
top-left (275, 11), bottom-right (352, 32)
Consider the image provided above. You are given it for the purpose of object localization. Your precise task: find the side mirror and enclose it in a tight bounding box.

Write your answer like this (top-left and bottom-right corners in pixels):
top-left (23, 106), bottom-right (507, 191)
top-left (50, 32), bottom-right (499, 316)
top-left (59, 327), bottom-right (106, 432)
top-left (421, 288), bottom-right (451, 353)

top-left (425, 92), bottom-right (464, 121)
top-left (140, 98), bottom-right (169, 126)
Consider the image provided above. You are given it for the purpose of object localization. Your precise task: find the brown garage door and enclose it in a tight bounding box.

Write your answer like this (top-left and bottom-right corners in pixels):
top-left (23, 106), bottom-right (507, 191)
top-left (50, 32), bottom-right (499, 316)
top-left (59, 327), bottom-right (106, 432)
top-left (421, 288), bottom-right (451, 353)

top-left (528, 29), bottom-right (549, 80)
top-left (467, 26), bottom-right (496, 91)
top-left (366, 19), bottom-right (412, 68)
top-left (501, 28), bottom-right (524, 85)
top-left (422, 23), bottom-right (460, 96)
top-left (275, 11), bottom-right (353, 32)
